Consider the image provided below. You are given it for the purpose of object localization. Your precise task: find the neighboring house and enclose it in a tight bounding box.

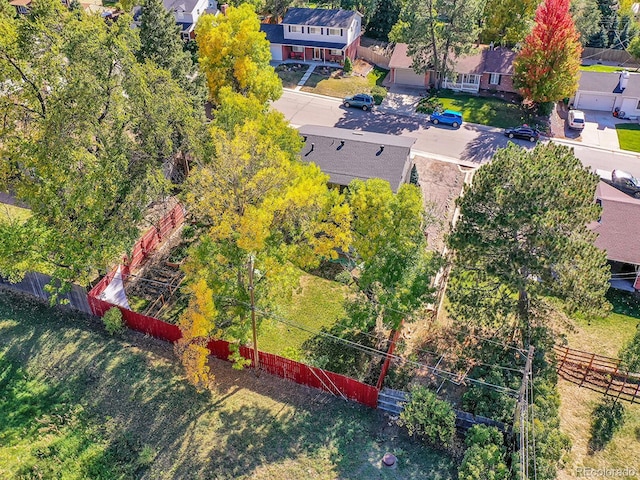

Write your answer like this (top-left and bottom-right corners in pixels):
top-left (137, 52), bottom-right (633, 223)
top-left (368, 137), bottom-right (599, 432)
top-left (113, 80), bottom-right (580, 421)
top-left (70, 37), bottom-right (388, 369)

top-left (388, 43), bottom-right (430, 87)
top-left (9, 0), bottom-right (31, 14)
top-left (161, 0), bottom-right (218, 40)
top-left (297, 125), bottom-right (416, 193)
top-left (573, 70), bottom-right (640, 117)
top-left (590, 181), bottom-right (640, 292)
top-left (260, 8), bottom-right (362, 64)
top-left (388, 43), bottom-right (517, 94)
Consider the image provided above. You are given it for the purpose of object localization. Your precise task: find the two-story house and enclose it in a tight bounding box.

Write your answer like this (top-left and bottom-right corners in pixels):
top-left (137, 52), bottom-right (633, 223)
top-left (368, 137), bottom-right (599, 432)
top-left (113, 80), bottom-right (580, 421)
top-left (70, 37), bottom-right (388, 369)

top-left (162, 0), bottom-right (218, 40)
top-left (260, 8), bottom-right (362, 64)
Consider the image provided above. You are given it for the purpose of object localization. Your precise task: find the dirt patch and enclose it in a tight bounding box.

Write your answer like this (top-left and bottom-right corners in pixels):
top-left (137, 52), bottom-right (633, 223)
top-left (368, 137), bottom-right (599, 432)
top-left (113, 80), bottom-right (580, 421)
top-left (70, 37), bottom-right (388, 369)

top-left (413, 158), bottom-right (467, 253)
top-left (353, 58), bottom-right (374, 76)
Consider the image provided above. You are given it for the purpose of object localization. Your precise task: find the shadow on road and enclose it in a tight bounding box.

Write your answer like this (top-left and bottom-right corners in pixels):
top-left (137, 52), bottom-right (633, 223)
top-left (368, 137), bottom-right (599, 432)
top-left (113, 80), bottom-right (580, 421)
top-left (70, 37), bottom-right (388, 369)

top-left (335, 109), bottom-right (428, 135)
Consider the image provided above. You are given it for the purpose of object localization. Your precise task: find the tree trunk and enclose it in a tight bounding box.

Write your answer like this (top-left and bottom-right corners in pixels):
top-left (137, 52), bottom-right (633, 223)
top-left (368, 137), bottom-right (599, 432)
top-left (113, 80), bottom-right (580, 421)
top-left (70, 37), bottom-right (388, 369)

top-left (517, 287), bottom-right (529, 345)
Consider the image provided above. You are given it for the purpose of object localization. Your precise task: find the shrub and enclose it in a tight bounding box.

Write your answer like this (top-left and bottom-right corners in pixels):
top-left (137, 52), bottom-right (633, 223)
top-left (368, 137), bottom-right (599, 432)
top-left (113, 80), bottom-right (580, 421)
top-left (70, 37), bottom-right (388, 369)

top-left (371, 85), bottom-right (387, 105)
top-left (410, 164), bottom-right (420, 186)
top-left (537, 101), bottom-right (554, 116)
top-left (458, 425), bottom-right (509, 480)
top-left (589, 397), bottom-right (626, 452)
top-left (399, 385), bottom-right (456, 448)
top-left (619, 324), bottom-right (640, 372)
top-left (103, 307), bottom-right (125, 336)
top-left (461, 367), bottom-right (517, 423)
top-left (416, 95), bottom-right (443, 114)
top-left (343, 57), bottom-right (353, 74)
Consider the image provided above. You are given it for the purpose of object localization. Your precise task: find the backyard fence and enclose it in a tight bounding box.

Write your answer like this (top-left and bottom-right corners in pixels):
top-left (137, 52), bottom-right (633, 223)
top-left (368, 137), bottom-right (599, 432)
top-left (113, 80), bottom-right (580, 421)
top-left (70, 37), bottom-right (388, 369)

top-left (356, 45), bottom-right (391, 69)
top-left (583, 47), bottom-right (640, 66)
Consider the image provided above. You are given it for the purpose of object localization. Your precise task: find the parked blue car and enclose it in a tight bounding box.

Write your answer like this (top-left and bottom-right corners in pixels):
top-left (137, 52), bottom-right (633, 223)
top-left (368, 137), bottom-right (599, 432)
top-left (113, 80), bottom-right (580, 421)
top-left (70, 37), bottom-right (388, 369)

top-left (430, 109), bottom-right (463, 128)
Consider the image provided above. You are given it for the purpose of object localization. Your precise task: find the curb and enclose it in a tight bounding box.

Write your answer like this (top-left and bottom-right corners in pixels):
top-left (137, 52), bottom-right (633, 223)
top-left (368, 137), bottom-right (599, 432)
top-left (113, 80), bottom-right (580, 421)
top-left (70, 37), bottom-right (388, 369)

top-left (551, 137), bottom-right (640, 157)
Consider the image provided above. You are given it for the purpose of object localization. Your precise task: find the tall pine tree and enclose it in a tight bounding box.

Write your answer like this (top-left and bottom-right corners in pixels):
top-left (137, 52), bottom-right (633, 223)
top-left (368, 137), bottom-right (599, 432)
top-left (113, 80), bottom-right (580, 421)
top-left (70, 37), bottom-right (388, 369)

top-left (365, 0), bottom-right (402, 41)
top-left (513, 0), bottom-right (582, 103)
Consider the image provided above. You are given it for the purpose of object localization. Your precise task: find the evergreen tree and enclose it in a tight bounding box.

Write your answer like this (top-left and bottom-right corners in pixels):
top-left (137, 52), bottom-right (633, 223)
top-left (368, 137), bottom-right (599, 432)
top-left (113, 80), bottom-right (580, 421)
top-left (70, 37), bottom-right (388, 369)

top-left (410, 164), bottom-right (420, 186)
top-left (365, 0), bottom-right (402, 41)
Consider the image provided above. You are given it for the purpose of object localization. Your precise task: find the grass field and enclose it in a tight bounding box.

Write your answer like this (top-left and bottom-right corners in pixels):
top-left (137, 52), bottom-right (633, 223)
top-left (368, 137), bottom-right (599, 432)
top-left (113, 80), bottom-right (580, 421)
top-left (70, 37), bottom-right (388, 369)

top-left (0, 203), bottom-right (31, 223)
top-left (579, 64), bottom-right (632, 73)
top-left (557, 290), bottom-right (640, 478)
top-left (259, 272), bottom-right (348, 359)
top-left (435, 91), bottom-right (537, 129)
top-left (301, 67), bottom-right (389, 98)
top-left (616, 123), bottom-right (640, 152)
top-left (0, 289), bottom-right (455, 480)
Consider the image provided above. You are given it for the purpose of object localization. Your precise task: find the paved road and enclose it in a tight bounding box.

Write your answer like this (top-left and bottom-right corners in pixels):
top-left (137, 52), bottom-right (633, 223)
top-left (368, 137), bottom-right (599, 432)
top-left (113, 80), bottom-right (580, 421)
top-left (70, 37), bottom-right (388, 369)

top-left (272, 89), bottom-right (640, 177)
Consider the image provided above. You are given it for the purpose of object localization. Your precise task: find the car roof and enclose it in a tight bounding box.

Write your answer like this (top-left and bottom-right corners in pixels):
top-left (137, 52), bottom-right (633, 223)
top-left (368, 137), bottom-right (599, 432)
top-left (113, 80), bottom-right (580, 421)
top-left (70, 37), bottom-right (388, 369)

top-left (570, 110), bottom-right (585, 119)
top-left (443, 109), bottom-right (462, 116)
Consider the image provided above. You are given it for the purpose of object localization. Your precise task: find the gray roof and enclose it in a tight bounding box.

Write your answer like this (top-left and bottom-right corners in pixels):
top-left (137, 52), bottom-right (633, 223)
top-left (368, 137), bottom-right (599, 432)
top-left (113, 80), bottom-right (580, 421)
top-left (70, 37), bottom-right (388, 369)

top-left (260, 24), bottom-right (347, 49)
top-left (578, 71), bottom-right (640, 96)
top-left (591, 181), bottom-right (640, 265)
top-left (282, 8), bottom-right (360, 28)
top-left (163, 0), bottom-right (199, 13)
top-left (483, 48), bottom-right (517, 75)
top-left (298, 125), bottom-right (416, 192)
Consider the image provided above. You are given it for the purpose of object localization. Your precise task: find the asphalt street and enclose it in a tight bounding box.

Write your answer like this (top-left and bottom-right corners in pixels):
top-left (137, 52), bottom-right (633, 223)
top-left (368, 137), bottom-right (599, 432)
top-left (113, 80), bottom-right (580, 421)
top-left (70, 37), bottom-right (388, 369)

top-left (272, 89), bottom-right (640, 177)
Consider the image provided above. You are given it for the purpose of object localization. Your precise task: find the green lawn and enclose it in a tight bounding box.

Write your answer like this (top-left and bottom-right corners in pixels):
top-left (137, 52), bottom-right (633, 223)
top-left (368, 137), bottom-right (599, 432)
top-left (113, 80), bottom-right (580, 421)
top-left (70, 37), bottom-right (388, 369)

top-left (616, 123), bottom-right (640, 152)
top-left (275, 65), bottom-right (307, 89)
top-left (0, 203), bottom-right (31, 223)
top-left (0, 289), bottom-right (455, 479)
top-left (435, 91), bottom-right (537, 129)
top-left (301, 66), bottom-right (389, 98)
top-left (558, 289), bottom-right (640, 475)
top-left (259, 272), bottom-right (348, 360)
top-left (580, 64), bottom-right (629, 73)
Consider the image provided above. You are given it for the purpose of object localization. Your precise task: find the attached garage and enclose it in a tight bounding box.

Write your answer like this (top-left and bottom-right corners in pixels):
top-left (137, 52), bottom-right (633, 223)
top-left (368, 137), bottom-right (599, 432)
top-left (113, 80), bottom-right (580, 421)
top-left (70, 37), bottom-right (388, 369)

top-left (393, 68), bottom-right (426, 87)
top-left (269, 44), bottom-right (283, 62)
top-left (575, 93), bottom-right (615, 111)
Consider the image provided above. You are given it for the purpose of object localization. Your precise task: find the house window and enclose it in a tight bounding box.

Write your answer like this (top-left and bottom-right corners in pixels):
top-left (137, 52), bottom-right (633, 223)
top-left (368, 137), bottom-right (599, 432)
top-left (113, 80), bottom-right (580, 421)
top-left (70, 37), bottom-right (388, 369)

top-left (330, 49), bottom-right (342, 56)
top-left (292, 46), bottom-right (304, 53)
top-left (18, 5), bottom-right (28, 13)
top-left (328, 28), bottom-right (340, 35)
top-left (308, 27), bottom-right (320, 34)
top-left (489, 73), bottom-right (501, 85)
top-left (177, 10), bottom-right (184, 19)
top-left (181, 31), bottom-right (190, 41)
top-left (456, 74), bottom-right (480, 84)
top-left (637, 99), bottom-right (640, 110)
top-left (289, 26), bottom-right (301, 33)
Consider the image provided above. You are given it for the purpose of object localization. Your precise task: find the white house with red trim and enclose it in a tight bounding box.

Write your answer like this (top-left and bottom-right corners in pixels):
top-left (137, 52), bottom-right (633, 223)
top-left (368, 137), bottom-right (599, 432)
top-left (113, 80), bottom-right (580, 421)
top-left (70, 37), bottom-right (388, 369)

top-left (261, 8), bottom-right (362, 64)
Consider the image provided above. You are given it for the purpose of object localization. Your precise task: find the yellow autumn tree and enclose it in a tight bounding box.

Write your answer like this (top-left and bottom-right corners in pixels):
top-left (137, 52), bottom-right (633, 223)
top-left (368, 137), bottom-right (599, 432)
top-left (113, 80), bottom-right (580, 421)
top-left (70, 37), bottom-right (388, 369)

top-left (181, 92), bottom-right (351, 360)
top-left (195, 4), bottom-right (282, 105)
top-left (175, 278), bottom-right (218, 389)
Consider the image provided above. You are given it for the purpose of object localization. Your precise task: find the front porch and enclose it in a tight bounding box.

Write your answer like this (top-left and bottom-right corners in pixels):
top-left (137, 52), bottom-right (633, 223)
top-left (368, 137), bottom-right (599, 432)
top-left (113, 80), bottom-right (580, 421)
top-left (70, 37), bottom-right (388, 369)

top-left (284, 45), bottom-right (345, 65)
top-left (442, 73), bottom-right (481, 93)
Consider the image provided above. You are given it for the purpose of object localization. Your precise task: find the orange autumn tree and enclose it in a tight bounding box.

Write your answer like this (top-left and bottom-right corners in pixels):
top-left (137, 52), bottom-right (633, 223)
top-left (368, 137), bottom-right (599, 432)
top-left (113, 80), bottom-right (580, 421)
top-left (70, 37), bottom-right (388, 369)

top-left (512, 0), bottom-right (582, 104)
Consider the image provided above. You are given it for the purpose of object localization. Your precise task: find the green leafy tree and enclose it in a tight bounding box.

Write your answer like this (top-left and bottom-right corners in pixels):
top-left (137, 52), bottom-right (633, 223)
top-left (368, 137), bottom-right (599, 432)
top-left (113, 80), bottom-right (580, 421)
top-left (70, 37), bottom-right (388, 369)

top-left (181, 92), bottom-right (351, 351)
top-left (447, 143), bottom-right (610, 342)
top-left (390, 0), bottom-right (485, 87)
top-left (195, 4), bottom-right (282, 104)
top-left (263, 0), bottom-right (293, 21)
top-left (458, 425), bottom-right (509, 480)
top-left (480, 0), bottom-right (538, 46)
top-left (0, 2), bottom-right (201, 291)
top-left (619, 324), bottom-right (640, 371)
top-left (571, 0), bottom-right (603, 45)
top-left (365, 0), bottom-right (402, 41)
top-left (399, 386), bottom-right (456, 448)
top-left (588, 397), bottom-right (626, 451)
top-left (138, 0), bottom-right (205, 101)
top-left (513, 0), bottom-right (582, 103)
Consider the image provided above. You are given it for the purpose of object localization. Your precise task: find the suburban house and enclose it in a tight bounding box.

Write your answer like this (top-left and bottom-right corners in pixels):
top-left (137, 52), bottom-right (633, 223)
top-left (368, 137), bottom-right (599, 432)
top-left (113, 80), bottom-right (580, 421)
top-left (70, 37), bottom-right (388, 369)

top-left (573, 70), bottom-right (640, 117)
top-left (260, 8), bottom-right (362, 64)
top-left (10, 0), bottom-right (70, 14)
top-left (590, 181), bottom-right (640, 292)
top-left (161, 0), bottom-right (218, 40)
top-left (297, 125), bottom-right (416, 193)
top-left (388, 43), bottom-right (517, 94)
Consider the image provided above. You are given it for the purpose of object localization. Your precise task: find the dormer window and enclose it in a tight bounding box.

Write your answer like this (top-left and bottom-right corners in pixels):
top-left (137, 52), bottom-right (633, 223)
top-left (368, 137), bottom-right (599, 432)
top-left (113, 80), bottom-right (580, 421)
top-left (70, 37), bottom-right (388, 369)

top-left (177, 10), bottom-right (184, 19)
top-left (328, 28), bottom-right (340, 35)
top-left (308, 27), bottom-right (320, 34)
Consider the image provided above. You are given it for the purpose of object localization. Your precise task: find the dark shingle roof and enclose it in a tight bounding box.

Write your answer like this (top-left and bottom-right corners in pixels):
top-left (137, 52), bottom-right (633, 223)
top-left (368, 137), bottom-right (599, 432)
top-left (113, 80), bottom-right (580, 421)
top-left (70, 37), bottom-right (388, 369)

top-left (297, 125), bottom-right (416, 192)
top-left (282, 8), bottom-right (360, 28)
top-left (483, 48), bottom-right (517, 75)
top-left (578, 71), bottom-right (640, 97)
top-left (260, 24), bottom-right (347, 49)
top-left (591, 181), bottom-right (640, 265)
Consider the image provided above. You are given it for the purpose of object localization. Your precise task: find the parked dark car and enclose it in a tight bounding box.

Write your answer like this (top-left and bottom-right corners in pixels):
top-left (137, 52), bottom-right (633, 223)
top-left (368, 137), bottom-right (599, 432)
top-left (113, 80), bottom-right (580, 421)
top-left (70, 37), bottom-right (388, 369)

top-left (343, 94), bottom-right (374, 111)
top-left (504, 125), bottom-right (540, 142)
top-left (610, 170), bottom-right (640, 198)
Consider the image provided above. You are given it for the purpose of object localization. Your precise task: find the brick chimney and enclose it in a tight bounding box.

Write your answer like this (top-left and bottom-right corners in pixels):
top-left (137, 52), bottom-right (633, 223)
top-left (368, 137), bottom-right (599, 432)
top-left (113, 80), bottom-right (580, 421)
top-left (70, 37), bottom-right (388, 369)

top-left (220, 3), bottom-right (228, 15)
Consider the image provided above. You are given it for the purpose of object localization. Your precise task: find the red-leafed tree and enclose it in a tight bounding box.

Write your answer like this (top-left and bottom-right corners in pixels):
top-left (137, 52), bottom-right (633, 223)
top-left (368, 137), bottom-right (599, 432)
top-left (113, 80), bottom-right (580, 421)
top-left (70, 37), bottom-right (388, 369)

top-left (513, 0), bottom-right (582, 104)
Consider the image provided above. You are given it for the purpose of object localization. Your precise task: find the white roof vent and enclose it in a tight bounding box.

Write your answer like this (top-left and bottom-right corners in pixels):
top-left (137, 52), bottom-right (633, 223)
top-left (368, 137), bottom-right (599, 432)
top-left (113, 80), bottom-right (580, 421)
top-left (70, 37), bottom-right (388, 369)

top-left (620, 70), bottom-right (630, 90)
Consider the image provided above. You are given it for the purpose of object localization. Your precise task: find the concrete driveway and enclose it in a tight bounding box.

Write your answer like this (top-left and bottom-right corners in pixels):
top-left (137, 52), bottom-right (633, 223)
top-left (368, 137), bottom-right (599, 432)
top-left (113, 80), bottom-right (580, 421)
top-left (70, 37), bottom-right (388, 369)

top-left (555, 108), bottom-right (639, 150)
top-left (378, 85), bottom-right (426, 116)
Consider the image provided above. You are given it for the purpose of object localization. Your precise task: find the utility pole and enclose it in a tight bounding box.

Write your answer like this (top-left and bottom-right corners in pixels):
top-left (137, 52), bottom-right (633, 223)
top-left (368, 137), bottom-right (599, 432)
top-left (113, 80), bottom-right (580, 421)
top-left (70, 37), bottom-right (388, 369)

top-left (515, 345), bottom-right (535, 480)
top-left (248, 255), bottom-right (260, 376)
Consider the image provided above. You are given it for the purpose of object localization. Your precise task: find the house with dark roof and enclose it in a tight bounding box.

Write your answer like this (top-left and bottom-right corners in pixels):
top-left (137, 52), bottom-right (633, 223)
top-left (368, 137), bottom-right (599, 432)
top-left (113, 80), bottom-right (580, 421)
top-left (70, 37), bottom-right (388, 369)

top-left (573, 70), bottom-right (640, 117)
top-left (297, 125), bottom-right (416, 193)
top-left (260, 8), bottom-right (362, 64)
top-left (161, 0), bottom-right (218, 40)
top-left (388, 43), bottom-right (517, 94)
top-left (591, 181), bottom-right (640, 291)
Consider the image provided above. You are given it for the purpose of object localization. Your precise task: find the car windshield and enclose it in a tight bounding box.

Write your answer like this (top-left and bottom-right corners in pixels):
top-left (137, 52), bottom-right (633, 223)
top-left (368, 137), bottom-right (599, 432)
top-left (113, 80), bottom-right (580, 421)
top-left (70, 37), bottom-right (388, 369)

top-left (573, 118), bottom-right (584, 123)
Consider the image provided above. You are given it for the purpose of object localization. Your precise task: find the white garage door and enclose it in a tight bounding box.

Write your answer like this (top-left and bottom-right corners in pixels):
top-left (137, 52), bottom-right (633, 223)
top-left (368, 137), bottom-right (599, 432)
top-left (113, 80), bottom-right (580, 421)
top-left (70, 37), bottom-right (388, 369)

top-left (576, 93), bottom-right (615, 111)
top-left (269, 44), bottom-right (283, 62)
top-left (394, 68), bottom-right (425, 87)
